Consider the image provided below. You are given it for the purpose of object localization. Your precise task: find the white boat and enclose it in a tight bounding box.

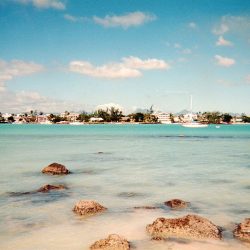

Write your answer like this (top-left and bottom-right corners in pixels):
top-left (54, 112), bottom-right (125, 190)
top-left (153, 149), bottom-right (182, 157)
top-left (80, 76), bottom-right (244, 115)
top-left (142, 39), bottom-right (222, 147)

top-left (181, 95), bottom-right (208, 128)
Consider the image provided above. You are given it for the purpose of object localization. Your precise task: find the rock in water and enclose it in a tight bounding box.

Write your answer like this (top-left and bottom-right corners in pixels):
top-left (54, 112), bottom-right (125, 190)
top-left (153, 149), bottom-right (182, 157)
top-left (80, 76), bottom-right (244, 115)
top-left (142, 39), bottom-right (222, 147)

top-left (42, 163), bottom-right (70, 175)
top-left (134, 206), bottom-right (158, 210)
top-left (90, 234), bottom-right (130, 250)
top-left (164, 199), bottom-right (188, 209)
top-left (233, 218), bottom-right (250, 242)
top-left (146, 214), bottom-right (222, 240)
top-left (37, 184), bottom-right (66, 192)
top-left (73, 200), bottom-right (107, 216)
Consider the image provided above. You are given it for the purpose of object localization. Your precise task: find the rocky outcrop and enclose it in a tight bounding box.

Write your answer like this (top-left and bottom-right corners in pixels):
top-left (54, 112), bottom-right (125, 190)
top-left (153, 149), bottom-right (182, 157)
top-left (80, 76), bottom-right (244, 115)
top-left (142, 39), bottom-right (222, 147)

top-left (146, 214), bottom-right (222, 240)
top-left (42, 163), bottom-right (70, 175)
top-left (37, 184), bottom-right (66, 192)
top-left (164, 199), bottom-right (188, 209)
top-left (90, 234), bottom-right (130, 250)
top-left (233, 218), bottom-right (250, 242)
top-left (73, 200), bottom-right (107, 216)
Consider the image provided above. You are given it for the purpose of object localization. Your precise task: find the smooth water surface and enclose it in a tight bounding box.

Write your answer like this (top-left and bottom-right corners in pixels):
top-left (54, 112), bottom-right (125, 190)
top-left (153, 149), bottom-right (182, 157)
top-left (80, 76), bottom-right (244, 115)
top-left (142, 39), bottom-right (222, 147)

top-left (0, 124), bottom-right (250, 249)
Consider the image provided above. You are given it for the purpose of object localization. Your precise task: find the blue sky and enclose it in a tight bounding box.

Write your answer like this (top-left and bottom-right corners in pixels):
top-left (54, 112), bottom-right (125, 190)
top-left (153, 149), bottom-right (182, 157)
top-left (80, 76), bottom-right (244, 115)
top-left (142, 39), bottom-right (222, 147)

top-left (0, 0), bottom-right (250, 114)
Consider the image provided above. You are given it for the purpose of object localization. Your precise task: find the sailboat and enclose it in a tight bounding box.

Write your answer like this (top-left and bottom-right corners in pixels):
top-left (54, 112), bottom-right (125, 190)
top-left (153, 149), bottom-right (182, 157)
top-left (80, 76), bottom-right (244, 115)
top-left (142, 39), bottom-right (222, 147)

top-left (181, 95), bottom-right (208, 128)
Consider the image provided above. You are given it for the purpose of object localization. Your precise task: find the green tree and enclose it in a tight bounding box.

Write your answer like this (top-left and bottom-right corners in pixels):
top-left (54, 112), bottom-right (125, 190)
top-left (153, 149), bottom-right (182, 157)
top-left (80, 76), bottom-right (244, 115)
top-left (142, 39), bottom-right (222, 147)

top-left (201, 112), bottom-right (221, 124)
top-left (109, 107), bottom-right (123, 122)
top-left (8, 116), bottom-right (15, 123)
top-left (77, 112), bottom-right (91, 122)
top-left (0, 112), bottom-right (5, 123)
top-left (241, 114), bottom-right (250, 123)
top-left (94, 109), bottom-right (111, 122)
top-left (129, 113), bottom-right (144, 122)
top-left (143, 113), bottom-right (158, 123)
top-left (222, 113), bottom-right (232, 123)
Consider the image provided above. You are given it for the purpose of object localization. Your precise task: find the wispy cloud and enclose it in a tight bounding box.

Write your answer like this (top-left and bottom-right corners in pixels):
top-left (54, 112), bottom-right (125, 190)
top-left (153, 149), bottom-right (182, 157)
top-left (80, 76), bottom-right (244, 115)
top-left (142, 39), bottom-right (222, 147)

top-left (217, 79), bottom-right (234, 87)
top-left (212, 23), bottom-right (229, 35)
top-left (0, 59), bottom-right (44, 90)
top-left (174, 43), bottom-right (181, 49)
top-left (69, 56), bottom-right (169, 79)
top-left (188, 22), bottom-right (197, 29)
top-left (63, 14), bottom-right (89, 23)
top-left (216, 36), bottom-right (233, 46)
top-left (14, 0), bottom-right (65, 10)
top-left (214, 55), bottom-right (235, 67)
top-left (0, 89), bottom-right (83, 113)
top-left (93, 11), bottom-right (156, 29)
top-left (64, 14), bottom-right (77, 22)
top-left (246, 75), bottom-right (250, 84)
top-left (122, 56), bottom-right (169, 70)
top-left (181, 48), bottom-right (192, 54)
top-left (212, 15), bottom-right (250, 35)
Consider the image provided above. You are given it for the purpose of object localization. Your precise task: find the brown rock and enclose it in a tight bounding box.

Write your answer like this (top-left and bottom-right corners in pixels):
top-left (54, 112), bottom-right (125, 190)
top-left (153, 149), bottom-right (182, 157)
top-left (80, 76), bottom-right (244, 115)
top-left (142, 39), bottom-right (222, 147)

top-left (146, 214), bottom-right (222, 240)
top-left (73, 200), bottom-right (107, 216)
top-left (37, 184), bottom-right (66, 192)
top-left (42, 163), bottom-right (70, 175)
top-left (233, 218), bottom-right (250, 242)
top-left (90, 234), bottom-right (130, 250)
top-left (164, 199), bottom-right (188, 209)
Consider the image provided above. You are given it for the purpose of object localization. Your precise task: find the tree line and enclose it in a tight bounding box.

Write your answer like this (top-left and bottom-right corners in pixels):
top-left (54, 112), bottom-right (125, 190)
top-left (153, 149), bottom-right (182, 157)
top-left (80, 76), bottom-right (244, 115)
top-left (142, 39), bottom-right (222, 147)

top-left (1, 109), bottom-right (250, 124)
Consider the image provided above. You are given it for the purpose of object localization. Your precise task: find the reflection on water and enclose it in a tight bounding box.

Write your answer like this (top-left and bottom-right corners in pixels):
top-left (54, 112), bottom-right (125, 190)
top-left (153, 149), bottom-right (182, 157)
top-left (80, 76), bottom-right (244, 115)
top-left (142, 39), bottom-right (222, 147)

top-left (0, 124), bottom-right (250, 249)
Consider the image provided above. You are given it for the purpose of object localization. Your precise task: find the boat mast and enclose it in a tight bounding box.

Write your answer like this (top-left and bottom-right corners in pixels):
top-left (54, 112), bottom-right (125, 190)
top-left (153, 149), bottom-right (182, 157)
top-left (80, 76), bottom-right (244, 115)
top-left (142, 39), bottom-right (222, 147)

top-left (190, 95), bottom-right (193, 113)
top-left (190, 94), bottom-right (193, 121)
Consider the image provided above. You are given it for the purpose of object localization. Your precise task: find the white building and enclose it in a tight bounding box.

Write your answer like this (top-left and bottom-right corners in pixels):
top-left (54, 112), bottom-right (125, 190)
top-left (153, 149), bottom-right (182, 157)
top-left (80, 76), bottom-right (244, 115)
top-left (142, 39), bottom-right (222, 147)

top-left (89, 117), bottom-right (104, 123)
top-left (155, 112), bottom-right (172, 124)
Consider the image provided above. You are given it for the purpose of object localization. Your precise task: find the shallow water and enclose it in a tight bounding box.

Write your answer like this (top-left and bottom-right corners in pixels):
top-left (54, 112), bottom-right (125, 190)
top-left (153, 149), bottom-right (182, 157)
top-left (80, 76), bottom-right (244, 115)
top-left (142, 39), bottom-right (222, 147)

top-left (0, 124), bottom-right (250, 249)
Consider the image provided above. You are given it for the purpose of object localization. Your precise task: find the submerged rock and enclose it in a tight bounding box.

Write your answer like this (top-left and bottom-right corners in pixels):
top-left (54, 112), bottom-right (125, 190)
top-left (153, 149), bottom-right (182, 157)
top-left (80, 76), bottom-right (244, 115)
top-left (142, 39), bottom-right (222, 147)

top-left (164, 199), bottom-right (188, 209)
top-left (37, 184), bottom-right (66, 192)
top-left (118, 192), bottom-right (143, 198)
top-left (233, 218), bottom-right (250, 242)
top-left (42, 163), bottom-right (70, 175)
top-left (73, 200), bottom-right (107, 216)
top-left (146, 214), bottom-right (222, 240)
top-left (8, 191), bottom-right (33, 196)
top-left (134, 206), bottom-right (158, 210)
top-left (90, 234), bottom-right (130, 250)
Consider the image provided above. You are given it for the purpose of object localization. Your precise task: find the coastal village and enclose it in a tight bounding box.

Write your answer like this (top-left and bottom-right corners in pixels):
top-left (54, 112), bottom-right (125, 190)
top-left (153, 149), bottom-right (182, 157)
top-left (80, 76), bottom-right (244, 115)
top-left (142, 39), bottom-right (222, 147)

top-left (0, 107), bottom-right (249, 125)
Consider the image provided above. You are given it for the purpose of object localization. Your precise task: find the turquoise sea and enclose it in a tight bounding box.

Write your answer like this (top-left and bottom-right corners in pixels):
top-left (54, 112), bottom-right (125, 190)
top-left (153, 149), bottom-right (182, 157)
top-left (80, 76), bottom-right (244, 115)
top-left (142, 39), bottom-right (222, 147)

top-left (0, 124), bottom-right (250, 250)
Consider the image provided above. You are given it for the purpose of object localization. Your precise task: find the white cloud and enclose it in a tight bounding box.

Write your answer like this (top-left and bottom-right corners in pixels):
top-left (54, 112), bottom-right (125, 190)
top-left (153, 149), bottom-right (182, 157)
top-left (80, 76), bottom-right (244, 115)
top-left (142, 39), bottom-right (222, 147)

top-left (181, 48), bottom-right (192, 54)
top-left (214, 55), bottom-right (235, 67)
top-left (96, 103), bottom-right (124, 112)
top-left (15, 0), bottom-right (65, 10)
top-left (69, 61), bottom-right (142, 79)
top-left (246, 75), bottom-right (250, 84)
top-left (0, 59), bottom-right (44, 89)
top-left (69, 56), bottom-right (169, 79)
top-left (0, 89), bottom-right (83, 113)
top-left (64, 14), bottom-right (77, 22)
top-left (216, 36), bottom-right (233, 46)
top-left (122, 56), bottom-right (169, 70)
top-left (178, 57), bottom-right (188, 63)
top-left (93, 11), bottom-right (156, 28)
top-left (174, 43), bottom-right (181, 49)
top-left (63, 14), bottom-right (89, 23)
top-left (188, 22), bottom-right (197, 29)
top-left (212, 23), bottom-right (229, 35)
top-left (212, 15), bottom-right (250, 35)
